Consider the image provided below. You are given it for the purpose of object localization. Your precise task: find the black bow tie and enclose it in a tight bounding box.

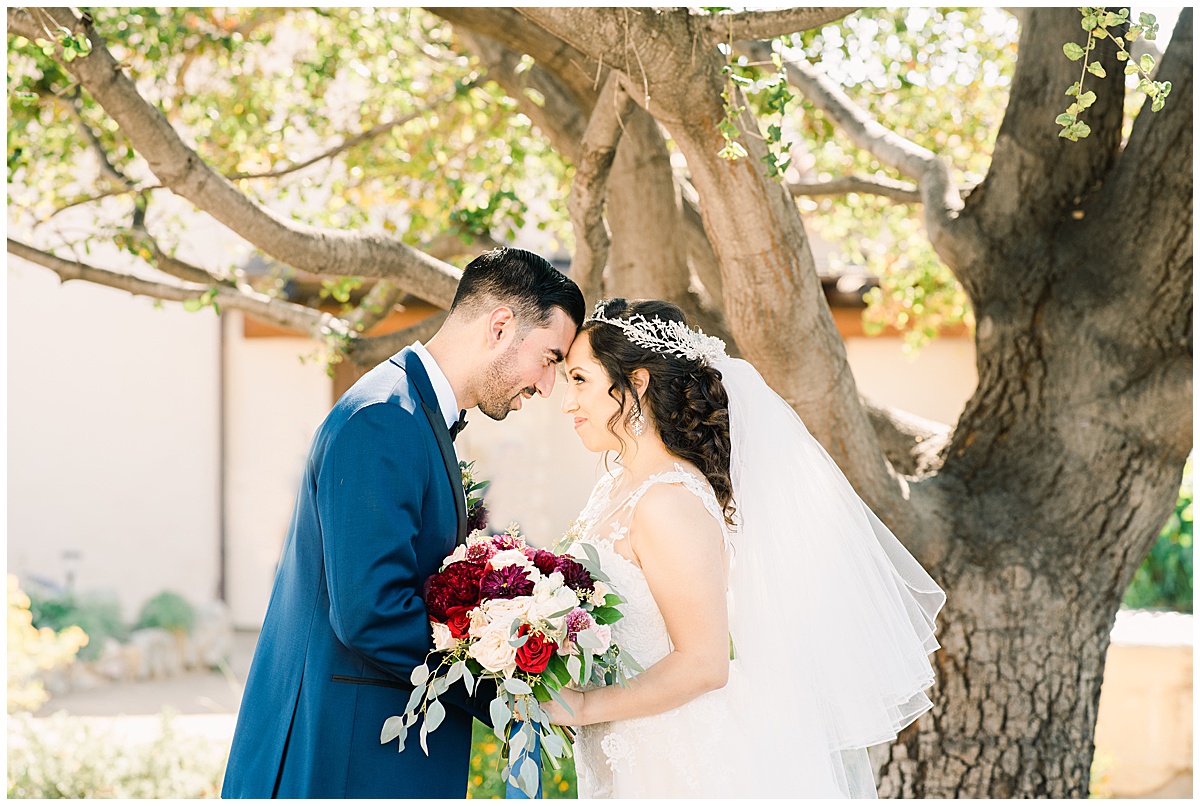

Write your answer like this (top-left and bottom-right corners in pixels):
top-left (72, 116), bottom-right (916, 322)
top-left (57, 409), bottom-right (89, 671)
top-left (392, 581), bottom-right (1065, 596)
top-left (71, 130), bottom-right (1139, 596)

top-left (448, 410), bottom-right (468, 441)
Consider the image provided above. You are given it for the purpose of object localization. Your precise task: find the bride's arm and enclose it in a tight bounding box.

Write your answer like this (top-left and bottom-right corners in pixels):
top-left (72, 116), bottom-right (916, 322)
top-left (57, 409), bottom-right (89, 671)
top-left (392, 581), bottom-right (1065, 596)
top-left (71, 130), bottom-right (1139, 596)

top-left (548, 483), bottom-right (729, 726)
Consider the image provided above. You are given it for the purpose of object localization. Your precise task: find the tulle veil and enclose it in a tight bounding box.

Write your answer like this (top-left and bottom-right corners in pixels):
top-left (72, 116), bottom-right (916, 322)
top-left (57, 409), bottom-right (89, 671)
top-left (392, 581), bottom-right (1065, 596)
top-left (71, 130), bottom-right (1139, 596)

top-left (715, 357), bottom-right (945, 798)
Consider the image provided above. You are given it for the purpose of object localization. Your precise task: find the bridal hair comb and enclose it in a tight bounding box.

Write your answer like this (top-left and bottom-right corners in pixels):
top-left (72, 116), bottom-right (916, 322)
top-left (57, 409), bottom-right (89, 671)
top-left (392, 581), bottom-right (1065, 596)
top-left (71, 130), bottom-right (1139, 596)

top-left (586, 300), bottom-right (728, 367)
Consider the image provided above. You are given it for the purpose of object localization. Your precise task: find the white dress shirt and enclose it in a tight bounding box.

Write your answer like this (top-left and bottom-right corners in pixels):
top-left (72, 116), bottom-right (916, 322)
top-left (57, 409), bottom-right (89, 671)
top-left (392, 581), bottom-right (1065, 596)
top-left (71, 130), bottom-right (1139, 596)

top-left (410, 341), bottom-right (461, 430)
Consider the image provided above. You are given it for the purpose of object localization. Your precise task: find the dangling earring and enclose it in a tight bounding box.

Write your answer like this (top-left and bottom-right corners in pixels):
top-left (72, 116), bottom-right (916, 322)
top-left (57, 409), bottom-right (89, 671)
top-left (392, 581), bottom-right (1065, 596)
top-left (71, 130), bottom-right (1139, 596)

top-left (629, 403), bottom-right (646, 437)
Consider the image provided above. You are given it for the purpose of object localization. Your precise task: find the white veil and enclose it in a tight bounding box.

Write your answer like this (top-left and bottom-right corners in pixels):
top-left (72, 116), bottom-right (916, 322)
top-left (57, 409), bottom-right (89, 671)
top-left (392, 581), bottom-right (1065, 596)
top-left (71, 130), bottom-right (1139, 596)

top-left (715, 357), bottom-right (945, 798)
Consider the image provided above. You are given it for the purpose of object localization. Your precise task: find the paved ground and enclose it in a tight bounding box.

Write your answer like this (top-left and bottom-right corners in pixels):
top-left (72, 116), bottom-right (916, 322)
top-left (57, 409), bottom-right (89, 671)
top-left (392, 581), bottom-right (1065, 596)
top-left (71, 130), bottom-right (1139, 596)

top-left (31, 630), bottom-right (260, 744)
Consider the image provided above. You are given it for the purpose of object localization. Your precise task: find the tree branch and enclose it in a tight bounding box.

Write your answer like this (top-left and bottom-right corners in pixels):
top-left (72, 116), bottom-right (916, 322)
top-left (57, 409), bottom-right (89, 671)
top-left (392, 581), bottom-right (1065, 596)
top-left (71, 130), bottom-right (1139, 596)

top-left (225, 76), bottom-right (485, 181)
top-left (347, 312), bottom-right (448, 367)
top-left (704, 7), bottom-right (860, 45)
top-left (8, 237), bottom-right (345, 338)
top-left (567, 74), bottom-right (635, 305)
top-left (789, 174), bottom-right (922, 203)
top-left (432, 7), bottom-right (604, 113)
top-left (737, 39), bottom-right (981, 273)
top-left (454, 30), bottom-right (587, 164)
top-left (13, 7), bottom-right (463, 307)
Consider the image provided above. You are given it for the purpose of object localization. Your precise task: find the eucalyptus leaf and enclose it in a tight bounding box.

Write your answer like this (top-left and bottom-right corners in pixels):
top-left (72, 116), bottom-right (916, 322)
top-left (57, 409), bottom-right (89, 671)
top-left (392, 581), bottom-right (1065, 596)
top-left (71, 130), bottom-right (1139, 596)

top-left (380, 715), bottom-right (406, 744)
top-left (509, 726), bottom-right (528, 757)
top-left (419, 721), bottom-right (429, 755)
top-left (566, 654), bottom-right (582, 681)
top-left (504, 677), bottom-right (533, 695)
top-left (461, 664), bottom-right (476, 696)
top-left (425, 698), bottom-right (446, 732)
top-left (405, 683), bottom-right (425, 714)
top-left (446, 660), bottom-right (464, 686)
top-left (543, 730), bottom-right (566, 758)
top-left (410, 663), bottom-right (430, 687)
top-left (490, 695), bottom-right (511, 730)
top-left (575, 629), bottom-right (602, 649)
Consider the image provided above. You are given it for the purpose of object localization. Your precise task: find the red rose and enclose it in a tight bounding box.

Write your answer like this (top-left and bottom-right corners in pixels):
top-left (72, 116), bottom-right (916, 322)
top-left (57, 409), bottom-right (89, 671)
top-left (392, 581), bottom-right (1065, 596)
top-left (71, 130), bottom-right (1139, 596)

top-left (423, 561), bottom-right (485, 621)
top-left (515, 624), bottom-right (558, 674)
top-left (444, 606), bottom-right (472, 639)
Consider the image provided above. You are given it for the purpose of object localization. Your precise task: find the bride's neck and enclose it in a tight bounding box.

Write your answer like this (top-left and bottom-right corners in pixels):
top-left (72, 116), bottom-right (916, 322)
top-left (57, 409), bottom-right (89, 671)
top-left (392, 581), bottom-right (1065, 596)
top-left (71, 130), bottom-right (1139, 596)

top-left (617, 436), bottom-right (680, 482)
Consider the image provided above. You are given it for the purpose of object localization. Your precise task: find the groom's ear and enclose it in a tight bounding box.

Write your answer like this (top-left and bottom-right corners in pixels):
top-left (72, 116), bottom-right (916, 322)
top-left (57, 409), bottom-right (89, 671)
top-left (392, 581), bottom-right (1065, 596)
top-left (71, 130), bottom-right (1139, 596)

top-left (485, 306), bottom-right (516, 348)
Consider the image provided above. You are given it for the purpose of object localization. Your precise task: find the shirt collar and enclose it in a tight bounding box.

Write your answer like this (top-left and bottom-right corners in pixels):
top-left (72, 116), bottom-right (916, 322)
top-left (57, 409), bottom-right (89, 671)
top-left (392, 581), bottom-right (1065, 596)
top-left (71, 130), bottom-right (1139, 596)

top-left (411, 342), bottom-right (460, 430)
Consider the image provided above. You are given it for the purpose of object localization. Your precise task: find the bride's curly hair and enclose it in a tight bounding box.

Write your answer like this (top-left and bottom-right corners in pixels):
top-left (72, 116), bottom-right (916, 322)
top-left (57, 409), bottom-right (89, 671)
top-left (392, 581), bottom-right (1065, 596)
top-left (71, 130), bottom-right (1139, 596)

top-left (582, 299), bottom-right (735, 527)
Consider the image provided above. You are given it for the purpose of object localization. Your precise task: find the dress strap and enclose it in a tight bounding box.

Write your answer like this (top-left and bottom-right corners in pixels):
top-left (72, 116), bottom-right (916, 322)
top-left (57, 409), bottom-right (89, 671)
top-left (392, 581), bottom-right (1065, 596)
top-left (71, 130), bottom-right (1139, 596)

top-left (621, 464), bottom-right (731, 549)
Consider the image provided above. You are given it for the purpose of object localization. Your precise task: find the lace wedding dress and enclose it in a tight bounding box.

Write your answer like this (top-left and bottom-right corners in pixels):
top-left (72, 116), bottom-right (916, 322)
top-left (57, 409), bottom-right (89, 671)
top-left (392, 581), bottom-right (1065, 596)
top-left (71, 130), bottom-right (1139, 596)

top-left (567, 463), bottom-right (747, 799)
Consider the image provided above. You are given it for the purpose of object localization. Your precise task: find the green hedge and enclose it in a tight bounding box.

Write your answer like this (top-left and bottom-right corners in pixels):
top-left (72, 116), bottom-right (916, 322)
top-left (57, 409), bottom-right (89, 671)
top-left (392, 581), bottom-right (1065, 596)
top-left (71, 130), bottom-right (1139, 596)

top-left (1123, 462), bottom-right (1193, 613)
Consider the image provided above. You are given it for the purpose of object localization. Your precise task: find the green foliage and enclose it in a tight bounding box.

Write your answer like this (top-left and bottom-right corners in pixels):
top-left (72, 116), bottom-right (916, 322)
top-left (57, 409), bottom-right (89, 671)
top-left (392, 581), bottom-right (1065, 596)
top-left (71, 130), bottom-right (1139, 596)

top-left (467, 719), bottom-right (576, 799)
top-left (1059, 8), bottom-right (1171, 140)
top-left (136, 590), bottom-right (196, 633)
top-left (8, 9), bottom-right (572, 267)
top-left (766, 9), bottom-right (1016, 347)
top-left (1123, 460), bottom-right (1193, 612)
top-left (27, 590), bottom-right (128, 662)
top-left (7, 710), bottom-right (226, 798)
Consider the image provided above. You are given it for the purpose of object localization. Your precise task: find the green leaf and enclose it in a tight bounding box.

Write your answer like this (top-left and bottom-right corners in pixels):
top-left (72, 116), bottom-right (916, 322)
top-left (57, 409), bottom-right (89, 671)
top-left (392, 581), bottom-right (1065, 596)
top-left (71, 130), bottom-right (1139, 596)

top-left (1081, 14), bottom-right (1097, 31)
top-left (1151, 95), bottom-right (1166, 112)
top-left (1087, 61), bottom-right (1105, 78)
top-left (1104, 12), bottom-right (1123, 27)
top-left (425, 698), bottom-right (446, 732)
top-left (1124, 62), bottom-right (1140, 75)
top-left (1077, 90), bottom-right (1097, 109)
top-left (1055, 112), bottom-right (1077, 126)
top-left (182, 299), bottom-right (203, 312)
top-left (504, 677), bottom-right (532, 695)
top-left (575, 629), bottom-right (602, 650)
top-left (62, 48), bottom-right (77, 62)
top-left (489, 695), bottom-right (511, 730)
top-left (1074, 120), bottom-right (1092, 138)
top-left (1063, 42), bottom-right (1086, 61)
top-left (1139, 12), bottom-right (1156, 27)
top-left (380, 715), bottom-right (406, 744)
top-left (1140, 53), bottom-right (1155, 73)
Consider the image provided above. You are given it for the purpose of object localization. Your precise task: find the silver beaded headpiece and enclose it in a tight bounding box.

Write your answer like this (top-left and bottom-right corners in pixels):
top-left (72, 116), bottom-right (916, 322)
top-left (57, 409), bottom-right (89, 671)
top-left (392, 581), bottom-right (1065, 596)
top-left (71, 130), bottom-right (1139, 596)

top-left (586, 300), bottom-right (728, 367)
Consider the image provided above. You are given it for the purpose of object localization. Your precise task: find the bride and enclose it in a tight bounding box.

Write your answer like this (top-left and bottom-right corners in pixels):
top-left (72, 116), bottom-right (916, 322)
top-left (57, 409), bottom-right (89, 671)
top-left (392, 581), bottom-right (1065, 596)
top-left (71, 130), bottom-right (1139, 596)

top-left (542, 298), bottom-right (945, 798)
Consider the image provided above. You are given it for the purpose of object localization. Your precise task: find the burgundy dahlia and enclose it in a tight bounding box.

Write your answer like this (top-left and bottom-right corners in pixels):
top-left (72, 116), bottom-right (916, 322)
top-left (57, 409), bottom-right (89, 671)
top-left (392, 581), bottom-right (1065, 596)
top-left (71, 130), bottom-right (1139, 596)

top-left (479, 564), bottom-right (535, 600)
top-left (423, 561), bottom-right (485, 621)
top-left (466, 502), bottom-right (489, 534)
top-left (530, 549), bottom-right (559, 577)
top-left (555, 556), bottom-right (596, 594)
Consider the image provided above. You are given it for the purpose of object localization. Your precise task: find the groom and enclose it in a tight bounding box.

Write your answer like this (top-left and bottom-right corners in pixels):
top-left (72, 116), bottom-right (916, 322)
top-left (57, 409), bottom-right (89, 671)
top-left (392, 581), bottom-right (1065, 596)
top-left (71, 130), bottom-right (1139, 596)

top-left (222, 248), bottom-right (584, 798)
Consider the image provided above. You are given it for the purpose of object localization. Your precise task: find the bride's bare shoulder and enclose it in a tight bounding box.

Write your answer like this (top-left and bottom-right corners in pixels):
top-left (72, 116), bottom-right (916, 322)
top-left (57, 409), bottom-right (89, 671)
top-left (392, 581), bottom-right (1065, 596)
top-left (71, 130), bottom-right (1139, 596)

top-left (628, 481), bottom-right (723, 551)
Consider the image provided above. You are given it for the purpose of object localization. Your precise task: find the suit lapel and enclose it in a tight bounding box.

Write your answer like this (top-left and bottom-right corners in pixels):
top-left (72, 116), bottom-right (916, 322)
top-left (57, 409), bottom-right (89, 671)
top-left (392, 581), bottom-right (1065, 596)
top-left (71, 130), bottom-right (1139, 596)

top-left (399, 349), bottom-right (469, 546)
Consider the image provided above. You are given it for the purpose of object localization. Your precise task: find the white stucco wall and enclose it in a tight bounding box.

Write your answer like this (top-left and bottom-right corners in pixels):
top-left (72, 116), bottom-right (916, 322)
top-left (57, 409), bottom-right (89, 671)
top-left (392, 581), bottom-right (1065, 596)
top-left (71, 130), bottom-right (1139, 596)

top-left (844, 333), bottom-right (977, 426)
top-left (222, 312), bottom-right (332, 628)
top-left (7, 257), bottom-right (221, 620)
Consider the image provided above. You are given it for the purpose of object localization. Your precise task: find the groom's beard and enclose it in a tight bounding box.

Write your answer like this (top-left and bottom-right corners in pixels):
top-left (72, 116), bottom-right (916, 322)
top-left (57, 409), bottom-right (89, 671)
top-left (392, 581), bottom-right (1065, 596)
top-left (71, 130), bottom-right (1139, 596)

top-left (476, 342), bottom-right (535, 421)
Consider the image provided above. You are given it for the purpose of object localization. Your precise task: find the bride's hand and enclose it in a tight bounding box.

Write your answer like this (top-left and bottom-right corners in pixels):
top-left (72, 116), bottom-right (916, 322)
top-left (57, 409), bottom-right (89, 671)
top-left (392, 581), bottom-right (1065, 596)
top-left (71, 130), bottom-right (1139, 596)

top-left (541, 688), bottom-right (585, 727)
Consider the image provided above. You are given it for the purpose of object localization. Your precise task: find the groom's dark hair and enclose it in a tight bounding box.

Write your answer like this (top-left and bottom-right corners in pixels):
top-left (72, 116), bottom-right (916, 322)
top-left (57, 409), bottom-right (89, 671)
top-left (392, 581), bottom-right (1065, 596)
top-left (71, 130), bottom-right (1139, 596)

top-left (450, 248), bottom-right (585, 330)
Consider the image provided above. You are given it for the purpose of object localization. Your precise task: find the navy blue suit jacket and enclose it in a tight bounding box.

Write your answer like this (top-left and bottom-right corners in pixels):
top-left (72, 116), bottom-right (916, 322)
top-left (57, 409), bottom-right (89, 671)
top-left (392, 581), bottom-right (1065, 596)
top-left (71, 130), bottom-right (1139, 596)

top-left (222, 347), bottom-right (475, 798)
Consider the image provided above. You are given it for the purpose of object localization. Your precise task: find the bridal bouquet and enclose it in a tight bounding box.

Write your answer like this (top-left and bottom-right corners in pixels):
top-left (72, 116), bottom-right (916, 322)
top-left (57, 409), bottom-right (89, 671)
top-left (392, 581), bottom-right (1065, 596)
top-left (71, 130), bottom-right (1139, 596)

top-left (381, 522), bottom-right (641, 797)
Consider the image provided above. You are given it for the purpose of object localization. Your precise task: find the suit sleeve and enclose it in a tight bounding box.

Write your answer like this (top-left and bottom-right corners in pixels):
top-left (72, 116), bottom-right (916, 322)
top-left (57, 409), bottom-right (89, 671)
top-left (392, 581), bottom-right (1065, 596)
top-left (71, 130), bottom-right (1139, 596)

top-left (318, 402), bottom-right (433, 679)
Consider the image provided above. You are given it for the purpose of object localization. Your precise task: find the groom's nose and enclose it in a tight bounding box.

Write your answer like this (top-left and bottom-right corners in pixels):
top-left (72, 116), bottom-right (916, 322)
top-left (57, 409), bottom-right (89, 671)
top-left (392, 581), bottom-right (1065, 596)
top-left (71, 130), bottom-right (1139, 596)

top-left (535, 364), bottom-right (556, 397)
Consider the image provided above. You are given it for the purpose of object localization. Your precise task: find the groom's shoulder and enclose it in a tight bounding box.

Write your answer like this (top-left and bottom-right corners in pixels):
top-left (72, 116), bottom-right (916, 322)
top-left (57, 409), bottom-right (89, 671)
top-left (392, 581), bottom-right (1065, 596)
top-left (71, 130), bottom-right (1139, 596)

top-left (325, 356), bottom-right (425, 431)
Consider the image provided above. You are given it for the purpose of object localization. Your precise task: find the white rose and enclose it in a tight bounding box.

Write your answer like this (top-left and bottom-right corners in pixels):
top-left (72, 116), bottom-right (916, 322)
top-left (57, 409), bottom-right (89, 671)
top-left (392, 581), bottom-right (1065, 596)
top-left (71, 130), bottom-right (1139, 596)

top-left (468, 623), bottom-right (518, 675)
top-left (444, 545), bottom-right (469, 566)
top-left (489, 549), bottom-right (534, 571)
top-left (551, 585), bottom-right (581, 614)
top-left (589, 581), bottom-right (610, 607)
top-left (431, 622), bottom-right (457, 652)
top-left (484, 596), bottom-right (533, 623)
